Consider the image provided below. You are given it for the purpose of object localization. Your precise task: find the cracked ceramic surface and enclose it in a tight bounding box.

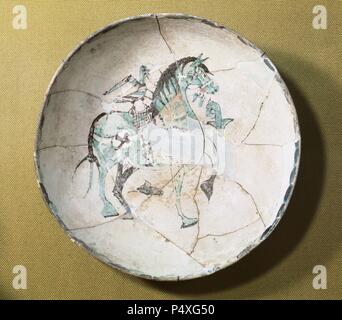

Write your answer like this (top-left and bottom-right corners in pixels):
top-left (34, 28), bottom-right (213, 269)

top-left (35, 14), bottom-right (300, 280)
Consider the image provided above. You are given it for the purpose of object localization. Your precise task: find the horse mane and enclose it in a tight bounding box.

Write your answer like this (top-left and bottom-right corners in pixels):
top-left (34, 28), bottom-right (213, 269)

top-left (151, 56), bottom-right (210, 117)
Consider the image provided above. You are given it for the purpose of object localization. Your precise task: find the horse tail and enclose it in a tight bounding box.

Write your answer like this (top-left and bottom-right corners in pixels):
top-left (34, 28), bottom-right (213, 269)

top-left (82, 159), bottom-right (95, 198)
top-left (73, 112), bottom-right (107, 197)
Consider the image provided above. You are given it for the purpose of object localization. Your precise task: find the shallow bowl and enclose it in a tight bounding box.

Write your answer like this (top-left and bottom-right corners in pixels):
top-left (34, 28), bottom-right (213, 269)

top-left (35, 14), bottom-right (300, 280)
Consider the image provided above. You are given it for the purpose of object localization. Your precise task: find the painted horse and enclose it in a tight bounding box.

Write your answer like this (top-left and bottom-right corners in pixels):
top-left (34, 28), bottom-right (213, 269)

top-left (75, 55), bottom-right (232, 228)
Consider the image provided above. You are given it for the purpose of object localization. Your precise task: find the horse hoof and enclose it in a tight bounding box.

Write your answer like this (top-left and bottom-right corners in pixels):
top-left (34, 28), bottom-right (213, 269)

top-left (102, 212), bottom-right (119, 218)
top-left (101, 205), bottom-right (118, 218)
top-left (121, 212), bottom-right (134, 220)
top-left (200, 175), bottom-right (216, 201)
top-left (181, 217), bottom-right (198, 229)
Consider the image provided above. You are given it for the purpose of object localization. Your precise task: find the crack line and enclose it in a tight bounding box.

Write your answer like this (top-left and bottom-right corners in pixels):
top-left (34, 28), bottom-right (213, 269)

top-left (229, 179), bottom-right (266, 227)
top-left (211, 55), bottom-right (264, 74)
top-left (211, 67), bottom-right (234, 73)
top-left (48, 89), bottom-right (102, 101)
top-left (67, 216), bottom-right (121, 231)
top-left (135, 218), bottom-right (206, 268)
top-left (67, 213), bottom-right (205, 268)
top-left (38, 144), bottom-right (88, 152)
top-left (242, 143), bottom-right (283, 147)
top-left (241, 79), bottom-right (274, 144)
top-left (230, 138), bottom-right (300, 148)
top-left (198, 218), bottom-right (261, 240)
top-left (155, 15), bottom-right (174, 54)
top-left (241, 100), bottom-right (265, 143)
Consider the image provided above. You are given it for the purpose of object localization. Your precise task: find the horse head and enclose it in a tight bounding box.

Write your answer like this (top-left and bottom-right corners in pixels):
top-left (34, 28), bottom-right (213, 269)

top-left (177, 54), bottom-right (219, 95)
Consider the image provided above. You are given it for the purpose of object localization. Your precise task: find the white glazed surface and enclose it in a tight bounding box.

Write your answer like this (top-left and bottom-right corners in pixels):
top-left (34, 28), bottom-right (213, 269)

top-left (35, 14), bottom-right (300, 280)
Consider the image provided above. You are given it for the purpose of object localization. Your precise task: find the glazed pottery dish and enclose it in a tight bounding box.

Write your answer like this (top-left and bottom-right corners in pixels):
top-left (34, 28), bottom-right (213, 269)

top-left (35, 14), bottom-right (300, 280)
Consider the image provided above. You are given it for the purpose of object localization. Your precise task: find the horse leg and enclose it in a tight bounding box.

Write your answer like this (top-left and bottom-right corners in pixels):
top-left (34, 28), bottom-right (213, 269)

top-left (175, 167), bottom-right (198, 228)
top-left (200, 128), bottom-right (219, 201)
top-left (98, 165), bottom-right (118, 217)
top-left (113, 163), bottom-right (135, 219)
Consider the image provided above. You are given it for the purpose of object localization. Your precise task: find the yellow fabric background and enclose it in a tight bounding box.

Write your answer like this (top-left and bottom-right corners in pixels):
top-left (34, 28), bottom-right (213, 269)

top-left (0, 0), bottom-right (341, 299)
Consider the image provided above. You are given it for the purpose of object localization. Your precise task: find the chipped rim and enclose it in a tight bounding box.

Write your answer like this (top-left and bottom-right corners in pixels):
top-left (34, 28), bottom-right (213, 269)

top-left (33, 13), bottom-right (301, 281)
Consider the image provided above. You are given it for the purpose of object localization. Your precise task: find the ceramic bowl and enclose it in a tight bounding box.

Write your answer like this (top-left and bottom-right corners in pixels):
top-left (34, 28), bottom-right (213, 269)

top-left (35, 14), bottom-right (300, 280)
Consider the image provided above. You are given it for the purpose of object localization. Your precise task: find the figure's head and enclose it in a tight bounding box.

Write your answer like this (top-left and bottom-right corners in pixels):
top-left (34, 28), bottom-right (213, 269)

top-left (140, 65), bottom-right (150, 77)
top-left (178, 54), bottom-right (219, 95)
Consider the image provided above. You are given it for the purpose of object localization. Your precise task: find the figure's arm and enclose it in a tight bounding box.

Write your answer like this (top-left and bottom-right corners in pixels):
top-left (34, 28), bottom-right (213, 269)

top-left (103, 75), bottom-right (136, 95)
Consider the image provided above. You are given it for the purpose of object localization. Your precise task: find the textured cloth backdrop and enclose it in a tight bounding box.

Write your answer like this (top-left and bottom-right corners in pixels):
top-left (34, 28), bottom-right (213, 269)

top-left (0, 0), bottom-right (341, 299)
